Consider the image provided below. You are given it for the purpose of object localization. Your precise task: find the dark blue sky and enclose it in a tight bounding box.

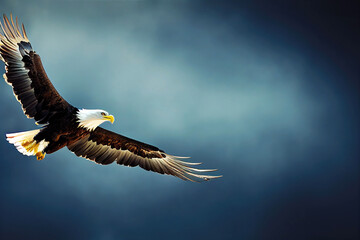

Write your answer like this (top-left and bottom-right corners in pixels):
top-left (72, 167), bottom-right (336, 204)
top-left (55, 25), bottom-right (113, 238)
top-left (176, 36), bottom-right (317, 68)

top-left (0, 0), bottom-right (359, 239)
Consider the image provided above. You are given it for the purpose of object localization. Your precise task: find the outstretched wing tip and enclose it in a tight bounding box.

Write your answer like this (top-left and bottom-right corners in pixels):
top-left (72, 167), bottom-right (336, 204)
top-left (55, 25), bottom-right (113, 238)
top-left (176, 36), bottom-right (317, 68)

top-left (164, 153), bottom-right (222, 182)
top-left (170, 155), bottom-right (191, 159)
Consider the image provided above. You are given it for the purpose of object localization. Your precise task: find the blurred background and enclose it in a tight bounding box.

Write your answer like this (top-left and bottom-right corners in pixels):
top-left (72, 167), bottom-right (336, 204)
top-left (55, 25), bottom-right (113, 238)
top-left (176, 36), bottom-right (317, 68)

top-left (0, 0), bottom-right (359, 239)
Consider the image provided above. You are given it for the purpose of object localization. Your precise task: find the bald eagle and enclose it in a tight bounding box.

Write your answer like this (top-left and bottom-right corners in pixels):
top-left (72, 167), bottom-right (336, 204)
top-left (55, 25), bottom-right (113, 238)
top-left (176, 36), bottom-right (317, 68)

top-left (0, 15), bottom-right (221, 182)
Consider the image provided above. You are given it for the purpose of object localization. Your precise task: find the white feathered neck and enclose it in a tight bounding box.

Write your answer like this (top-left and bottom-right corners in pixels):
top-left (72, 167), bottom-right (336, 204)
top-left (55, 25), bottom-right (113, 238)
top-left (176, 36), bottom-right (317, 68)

top-left (76, 109), bottom-right (109, 131)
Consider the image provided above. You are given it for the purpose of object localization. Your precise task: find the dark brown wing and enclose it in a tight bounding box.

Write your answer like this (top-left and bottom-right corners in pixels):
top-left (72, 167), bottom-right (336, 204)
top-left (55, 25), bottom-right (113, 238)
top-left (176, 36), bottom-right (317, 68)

top-left (67, 127), bottom-right (222, 182)
top-left (0, 14), bottom-right (72, 124)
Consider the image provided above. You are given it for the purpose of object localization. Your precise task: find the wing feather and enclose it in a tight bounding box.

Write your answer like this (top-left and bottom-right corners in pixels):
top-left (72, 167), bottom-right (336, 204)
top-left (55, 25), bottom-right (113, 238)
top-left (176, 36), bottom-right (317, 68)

top-left (0, 14), bottom-right (74, 124)
top-left (67, 127), bottom-right (222, 181)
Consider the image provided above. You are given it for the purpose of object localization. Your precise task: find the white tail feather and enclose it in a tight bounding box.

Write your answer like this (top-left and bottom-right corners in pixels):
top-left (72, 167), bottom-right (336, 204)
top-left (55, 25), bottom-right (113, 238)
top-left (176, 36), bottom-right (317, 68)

top-left (6, 129), bottom-right (48, 156)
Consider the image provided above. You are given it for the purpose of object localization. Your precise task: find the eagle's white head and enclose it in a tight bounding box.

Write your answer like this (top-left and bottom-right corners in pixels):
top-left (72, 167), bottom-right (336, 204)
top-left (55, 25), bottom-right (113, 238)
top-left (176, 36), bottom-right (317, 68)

top-left (76, 109), bottom-right (115, 131)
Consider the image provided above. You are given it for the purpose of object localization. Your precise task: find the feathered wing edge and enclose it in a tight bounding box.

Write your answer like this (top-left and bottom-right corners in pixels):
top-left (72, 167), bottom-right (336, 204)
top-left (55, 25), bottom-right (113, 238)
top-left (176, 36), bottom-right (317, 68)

top-left (0, 14), bottom-right (29, 49)
top-left (0, 14), bottom-right (73, 123)
top-left (68, 133), bottom-right (222, 182)
top-left (0, 14), bottom-right (30, 71)
top-left (0, 14), bottom-right (39, 119)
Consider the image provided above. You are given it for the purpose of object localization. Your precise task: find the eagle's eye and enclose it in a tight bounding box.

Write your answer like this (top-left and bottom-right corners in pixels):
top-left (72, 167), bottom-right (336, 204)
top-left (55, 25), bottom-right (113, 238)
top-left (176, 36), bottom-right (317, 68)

top-left (101, 112), bottom-right (106, 116)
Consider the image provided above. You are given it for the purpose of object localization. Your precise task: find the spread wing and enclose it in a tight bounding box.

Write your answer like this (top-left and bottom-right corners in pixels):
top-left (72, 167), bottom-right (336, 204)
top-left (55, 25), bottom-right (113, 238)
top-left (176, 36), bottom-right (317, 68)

top-left (0, 14), bottom-right (73, 124)
top-left (67, 127), bottom-right (222, 182)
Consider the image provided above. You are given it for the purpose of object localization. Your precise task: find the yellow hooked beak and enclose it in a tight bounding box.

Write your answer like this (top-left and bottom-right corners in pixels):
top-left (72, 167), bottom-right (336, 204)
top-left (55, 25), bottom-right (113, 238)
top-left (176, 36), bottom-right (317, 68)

top-left (103, 115), bottom-right (115, 124)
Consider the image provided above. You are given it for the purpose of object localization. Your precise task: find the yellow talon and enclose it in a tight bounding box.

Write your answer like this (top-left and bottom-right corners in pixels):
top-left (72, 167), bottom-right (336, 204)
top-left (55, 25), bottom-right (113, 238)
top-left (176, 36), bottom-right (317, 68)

top-left (36, 152), bottom-right (45, 160)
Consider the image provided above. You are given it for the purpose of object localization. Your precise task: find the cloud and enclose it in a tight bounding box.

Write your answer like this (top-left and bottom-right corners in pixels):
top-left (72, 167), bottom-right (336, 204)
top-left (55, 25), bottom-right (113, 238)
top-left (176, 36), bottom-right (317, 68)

top-left (0, 1), bottom-right (358, 239)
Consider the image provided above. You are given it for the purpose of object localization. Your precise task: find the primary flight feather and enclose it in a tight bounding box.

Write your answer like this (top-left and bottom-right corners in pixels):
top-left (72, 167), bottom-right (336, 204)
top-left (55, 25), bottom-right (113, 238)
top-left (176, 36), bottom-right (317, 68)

top-left (0, 14), bottom-right (221, 182)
